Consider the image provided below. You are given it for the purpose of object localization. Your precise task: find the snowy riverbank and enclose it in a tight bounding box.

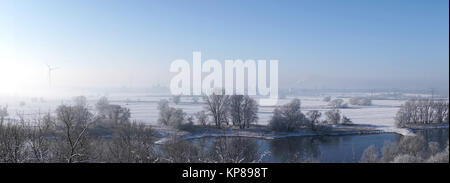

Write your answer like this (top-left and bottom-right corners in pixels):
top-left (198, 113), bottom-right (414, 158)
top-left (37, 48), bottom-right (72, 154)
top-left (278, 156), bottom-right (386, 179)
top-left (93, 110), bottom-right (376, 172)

top-left (152, 123), bottom-right (448, 144)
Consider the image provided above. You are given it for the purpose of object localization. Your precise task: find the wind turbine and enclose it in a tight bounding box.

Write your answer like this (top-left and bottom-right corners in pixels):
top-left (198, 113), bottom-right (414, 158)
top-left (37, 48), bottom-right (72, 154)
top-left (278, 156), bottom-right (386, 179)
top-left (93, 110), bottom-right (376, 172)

top-left (47, 64), bottom-right (59, 88)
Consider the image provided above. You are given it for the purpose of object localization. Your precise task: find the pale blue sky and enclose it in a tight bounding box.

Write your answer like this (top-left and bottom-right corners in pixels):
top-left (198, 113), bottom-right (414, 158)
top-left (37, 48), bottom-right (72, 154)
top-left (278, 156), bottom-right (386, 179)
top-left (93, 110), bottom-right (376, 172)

top-left (0, 0), bottom-right (448, 94)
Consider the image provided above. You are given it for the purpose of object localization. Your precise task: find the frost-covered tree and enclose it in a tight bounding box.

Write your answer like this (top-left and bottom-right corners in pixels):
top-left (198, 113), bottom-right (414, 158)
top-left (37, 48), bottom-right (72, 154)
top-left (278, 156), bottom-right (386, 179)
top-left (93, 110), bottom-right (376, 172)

top-left (106, 105), bottom-right (131, 124)
top-left (102, 122), bottom-right (157, 163)
top-left (323, 96), bottom-right (331, 102)
top-left (392, 154), bottom-right (422, 163)
top-left (374, 136), bottom-right (448, 163)
top-left (398, 135), bottom-right (427, 157)
top-left (195, 111), bottom-right (209, 126)
top-left (26, 114), bottom-right (54, 163)
top-left (207, 137), bottom-right (259, 163)
top-left (96, 96), bottom-right (110, 115)
top-left (204, 90), bottom-right (230, 128)
top-left (229, 95), bottom-right (258, 129)
top-left (328, 99), bottom-right (347, 108)
top-left (325, 109), bottom-right (341, 125)
top-left (157, 99), bottom-right (186, 128)
top-left (360, 145), bottom-right (379, 163)
top-left (269, 99), bottom-right (308, 131)
top-left (55, 104), bottom-right (94, 163)
top-left (306, 110), bottom-right (321, 130)
top-left (380, 141), bottom-right (399, 163)
top-left (395, 99), bottom-right (449, 127)
top-left (0, 122), bottom-right (28, 163)
top-left (94, 97), bottom-right (131, 124)
top-left (160, 136), bottom-right (200, 163)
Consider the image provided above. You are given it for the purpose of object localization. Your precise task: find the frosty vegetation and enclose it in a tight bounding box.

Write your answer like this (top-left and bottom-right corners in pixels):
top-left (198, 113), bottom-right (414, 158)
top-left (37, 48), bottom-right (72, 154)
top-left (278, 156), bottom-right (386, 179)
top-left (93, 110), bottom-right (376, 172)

top-left (349, 97), bottom-right (372, 106)
top-left (0, 96), bottom-right (268, 163)
top-left (269, 99), bottom-right (353, 132)
top-left (157, 92), bottom-right (354, 133)
top-left (360, 135), bottom-right (449, 163)
top-left (1, 93), bottom-right (448, 163)
top-left (395, 99), bottom-right (449, 128)
top-left (328, 99), bottom-right (348, 109)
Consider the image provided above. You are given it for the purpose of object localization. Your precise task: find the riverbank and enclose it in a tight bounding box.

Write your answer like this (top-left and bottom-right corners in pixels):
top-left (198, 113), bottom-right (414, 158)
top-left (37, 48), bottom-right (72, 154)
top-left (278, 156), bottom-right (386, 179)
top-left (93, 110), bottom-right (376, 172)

top-left (152, 122), bottom-right (449, 144)
top-left (152, 124), bottom-right (389, 144)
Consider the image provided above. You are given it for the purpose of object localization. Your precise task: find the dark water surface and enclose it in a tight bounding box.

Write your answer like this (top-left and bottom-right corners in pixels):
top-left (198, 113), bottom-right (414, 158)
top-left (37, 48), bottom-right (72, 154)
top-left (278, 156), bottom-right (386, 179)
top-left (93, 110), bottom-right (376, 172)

top-left (188, 128), bottom-right (449, 163)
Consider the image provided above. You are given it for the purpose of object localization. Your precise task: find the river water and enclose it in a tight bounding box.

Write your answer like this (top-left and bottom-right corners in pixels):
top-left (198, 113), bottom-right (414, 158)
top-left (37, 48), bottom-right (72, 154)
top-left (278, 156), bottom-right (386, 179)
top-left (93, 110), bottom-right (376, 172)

top-left (188, 128), bottom-right (449, 163)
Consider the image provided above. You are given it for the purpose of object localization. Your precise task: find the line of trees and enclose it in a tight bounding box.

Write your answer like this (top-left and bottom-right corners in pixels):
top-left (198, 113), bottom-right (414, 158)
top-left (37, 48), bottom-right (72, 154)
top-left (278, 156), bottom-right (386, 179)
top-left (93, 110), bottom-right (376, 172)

top-left (269, 99), bottom-right (308, 131)
top-left (158, 90), bottom-right (260, 129)
top-left (395, 99), bottom-right (449, 127)
top-left (269, 99), bottom-right (353, 132)
top-left (158, 94), bottom-right (355, 132)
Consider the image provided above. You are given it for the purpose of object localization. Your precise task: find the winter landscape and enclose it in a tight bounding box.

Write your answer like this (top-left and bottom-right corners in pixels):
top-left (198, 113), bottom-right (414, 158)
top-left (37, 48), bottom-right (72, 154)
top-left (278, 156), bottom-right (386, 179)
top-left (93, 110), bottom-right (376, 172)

top-left (1, 0), bottom-right (449, 163)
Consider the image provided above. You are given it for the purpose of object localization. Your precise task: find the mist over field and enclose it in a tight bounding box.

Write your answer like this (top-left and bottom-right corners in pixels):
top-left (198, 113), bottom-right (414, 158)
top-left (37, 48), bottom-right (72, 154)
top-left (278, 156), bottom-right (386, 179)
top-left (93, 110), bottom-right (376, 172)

top-left (0, 0), bottom-right (448, 163)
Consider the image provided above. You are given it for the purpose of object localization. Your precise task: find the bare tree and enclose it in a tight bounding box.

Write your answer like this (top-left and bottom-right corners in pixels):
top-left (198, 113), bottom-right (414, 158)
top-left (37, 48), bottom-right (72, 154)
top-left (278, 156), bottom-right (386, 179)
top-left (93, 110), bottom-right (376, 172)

top-left (204, 91), bottom-right (230, 128)
top-left (105, 105), bottom-right (131, 124)
top-left (395, 99), bottom-right (449, 127)
top-left (55, 105), bottom-right (94, 163)
top-left (95, 97), bottom-right (131, 124)
top-left (103, 122), bottom-right (157, 163)
top-left (157, 99), bottom-right (186, 128)
top-left (325, 109), bottom-right (341, 125)
top-left (230, 95), bottom-right (244, 126)
top-left (160, 136), bottom-right (199, 163)
top-left (229, 95), bottom-right (258, 129)
top-left (96, 96), bottom-right (110, 116)
top-left (360, 145), bottom-right (379, 163)
top-left (306, 110), bottom-right (321, 124)
top-left (380, 141), bottom-right (399, 163)
top-left (269, 99), bottom-right (307, 131)
top-left (195, 111), bottom-right (209, 126)
top-left (26, 114), bottom-right (54, 163)
top-left (207, 137), bottom-right (259, 163)
top-left (0, 122), bottom-right (28, 163)
top-left (241, 96), bottom-right (259, 128)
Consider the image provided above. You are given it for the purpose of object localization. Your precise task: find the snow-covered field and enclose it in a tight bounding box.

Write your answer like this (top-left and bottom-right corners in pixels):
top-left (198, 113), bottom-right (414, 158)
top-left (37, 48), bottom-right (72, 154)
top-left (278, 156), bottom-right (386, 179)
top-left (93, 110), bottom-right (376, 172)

top-left (1, 94), bottom-right (412, 135)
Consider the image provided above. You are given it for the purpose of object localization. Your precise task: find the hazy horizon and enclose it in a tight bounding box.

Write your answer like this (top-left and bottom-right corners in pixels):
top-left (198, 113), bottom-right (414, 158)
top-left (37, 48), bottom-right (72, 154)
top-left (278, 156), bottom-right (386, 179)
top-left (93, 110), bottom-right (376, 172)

top-left (1, 0), bottom-right (449, 97)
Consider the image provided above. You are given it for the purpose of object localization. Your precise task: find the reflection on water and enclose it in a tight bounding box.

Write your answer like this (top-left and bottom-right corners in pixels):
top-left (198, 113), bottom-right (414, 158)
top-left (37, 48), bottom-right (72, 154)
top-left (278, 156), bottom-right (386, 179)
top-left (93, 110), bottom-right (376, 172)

top-left (189, 128), bottom-right (448, 163)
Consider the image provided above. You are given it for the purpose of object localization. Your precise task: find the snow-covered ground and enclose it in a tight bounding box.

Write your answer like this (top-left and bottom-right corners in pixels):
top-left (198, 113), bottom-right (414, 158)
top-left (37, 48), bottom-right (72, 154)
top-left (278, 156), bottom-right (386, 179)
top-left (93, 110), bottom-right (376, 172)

top-left (0, 94), bottom-right (416, 135)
